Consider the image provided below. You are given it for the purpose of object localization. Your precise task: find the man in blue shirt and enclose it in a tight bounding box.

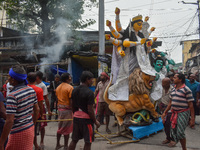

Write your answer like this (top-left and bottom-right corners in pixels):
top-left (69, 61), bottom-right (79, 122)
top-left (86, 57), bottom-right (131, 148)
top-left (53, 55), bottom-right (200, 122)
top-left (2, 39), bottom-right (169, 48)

top-left (186, 74), bottom-right (199, 125)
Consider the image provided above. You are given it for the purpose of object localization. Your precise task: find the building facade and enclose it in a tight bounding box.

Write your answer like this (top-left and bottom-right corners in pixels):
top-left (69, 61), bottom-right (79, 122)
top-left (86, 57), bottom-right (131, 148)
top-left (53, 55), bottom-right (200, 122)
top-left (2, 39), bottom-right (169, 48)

top-left (0, 7), bottom-right (7, 28)
top-left (181, 39), bottom-right (200, 73)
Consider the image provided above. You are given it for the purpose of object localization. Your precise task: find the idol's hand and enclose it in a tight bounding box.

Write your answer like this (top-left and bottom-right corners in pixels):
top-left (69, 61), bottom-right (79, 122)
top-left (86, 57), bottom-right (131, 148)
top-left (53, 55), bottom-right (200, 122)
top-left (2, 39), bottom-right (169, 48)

top-left (140, 38), bottom-right (147, 45)
top-left (105, 34), bottom-right (111, 40)
top-left (168, 59), bottom-right (175, 65)
top-left (115, 7), bottom-right (120, 15)
top-left (106, 20), bottom-right (111, 27)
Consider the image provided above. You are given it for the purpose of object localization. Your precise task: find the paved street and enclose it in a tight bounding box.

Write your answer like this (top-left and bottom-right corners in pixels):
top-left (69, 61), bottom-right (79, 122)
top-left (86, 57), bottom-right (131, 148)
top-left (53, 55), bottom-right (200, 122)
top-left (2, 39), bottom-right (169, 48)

top-left (35, 115), bottom-right (200, 150)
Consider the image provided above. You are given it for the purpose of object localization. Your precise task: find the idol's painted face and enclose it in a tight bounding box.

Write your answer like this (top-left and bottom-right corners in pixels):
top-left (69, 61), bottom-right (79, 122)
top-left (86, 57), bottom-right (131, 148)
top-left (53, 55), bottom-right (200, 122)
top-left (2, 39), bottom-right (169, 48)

top-left (154, 60), bottom-right (163, 72)
top-left (133, 21), bottom-right (143, 31)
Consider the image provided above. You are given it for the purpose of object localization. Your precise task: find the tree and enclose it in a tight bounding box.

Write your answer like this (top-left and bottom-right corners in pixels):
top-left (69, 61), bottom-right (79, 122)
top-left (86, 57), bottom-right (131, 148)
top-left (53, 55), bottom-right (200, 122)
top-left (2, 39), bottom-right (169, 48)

top-left (0, 0), bottom-right (97, 44)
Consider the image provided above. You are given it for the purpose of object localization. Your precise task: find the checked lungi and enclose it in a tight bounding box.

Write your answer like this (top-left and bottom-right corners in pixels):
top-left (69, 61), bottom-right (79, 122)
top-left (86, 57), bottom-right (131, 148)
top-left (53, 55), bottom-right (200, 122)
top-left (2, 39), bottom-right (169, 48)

top-left (57, 104), bottom-right (73, 135)
top-left (40, 105), bottom-right (47, 129)
top-left (170, 109), bottom-right (190, 143)
top-left (6, 126), bottom-right (34, 150)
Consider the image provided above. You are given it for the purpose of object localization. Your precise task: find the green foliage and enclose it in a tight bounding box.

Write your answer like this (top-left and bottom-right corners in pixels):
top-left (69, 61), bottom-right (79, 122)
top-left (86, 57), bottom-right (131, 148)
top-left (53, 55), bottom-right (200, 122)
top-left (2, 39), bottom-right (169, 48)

top-left (1, 0), bottom-right (98, 36)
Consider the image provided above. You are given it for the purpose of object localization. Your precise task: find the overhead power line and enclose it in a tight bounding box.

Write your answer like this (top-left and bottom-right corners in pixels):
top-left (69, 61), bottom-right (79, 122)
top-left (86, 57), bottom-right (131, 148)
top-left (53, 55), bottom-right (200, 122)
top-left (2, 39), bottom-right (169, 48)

top-left (110, 8), bottom-right (195, 12)
top-left (152, 32), bottom-right (198, 38)
top-left (105, 0), bottom-right (120, 3)
top-left (105, 0), bottom-right (174, 13)
top-left (158, 13), bottom-right (198, 35)
top-left (170, 11), bottom-right (198, 52)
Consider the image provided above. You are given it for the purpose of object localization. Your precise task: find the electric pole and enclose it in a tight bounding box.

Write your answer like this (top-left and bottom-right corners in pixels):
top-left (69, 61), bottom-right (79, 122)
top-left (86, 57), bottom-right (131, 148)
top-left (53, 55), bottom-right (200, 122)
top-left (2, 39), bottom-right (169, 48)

top-left (181, 0), bottom-right (200, 78)
top-left (99, 0), bottom-right (105, 56)
top-left (98, 0), bottom-right (107, 76)
top-left (181, 0), bottom-right (200, 39)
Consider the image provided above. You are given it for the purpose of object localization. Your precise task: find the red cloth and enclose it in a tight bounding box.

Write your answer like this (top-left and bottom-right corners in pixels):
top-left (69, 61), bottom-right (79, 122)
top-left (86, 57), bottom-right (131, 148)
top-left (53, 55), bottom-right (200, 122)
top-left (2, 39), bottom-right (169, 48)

top-left (28, 84), bottom-right (44, 119)
top-left (101, 72), bottom-right (110, 80)
top-left (2, 84), bottom-right (6, 98)
top-left (95, 92), bottom-right (99, 114)
top-left (87, 124), bottom-right (93, 143)
top-left (57, 105), bottom-right (73, 135)
top-left (174, 84), bottom-right (185, 89)
top-left (40, 105), bottom-right (47, 128)
top-left (6, 126), bottom-right (34, 150)
top-left (28, 84), bottom-right (44, 102)
top-left (74, 110), bottom-right (90, 119)
top-left (170, 108), bottom-right (189, 129)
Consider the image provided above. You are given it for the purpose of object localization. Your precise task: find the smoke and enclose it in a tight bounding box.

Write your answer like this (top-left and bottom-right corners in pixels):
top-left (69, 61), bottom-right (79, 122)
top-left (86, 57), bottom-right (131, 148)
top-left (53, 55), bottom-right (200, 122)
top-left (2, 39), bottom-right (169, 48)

top-left (39, 18), bottom-right (72, 73)
top-left (21, 0), bottom-right (97, 73)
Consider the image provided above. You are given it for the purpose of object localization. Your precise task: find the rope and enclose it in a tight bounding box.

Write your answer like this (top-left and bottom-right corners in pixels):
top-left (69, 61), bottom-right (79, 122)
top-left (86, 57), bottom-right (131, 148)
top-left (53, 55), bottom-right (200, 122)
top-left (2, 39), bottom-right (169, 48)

top-left (43, 113), bottom-right (58, 116)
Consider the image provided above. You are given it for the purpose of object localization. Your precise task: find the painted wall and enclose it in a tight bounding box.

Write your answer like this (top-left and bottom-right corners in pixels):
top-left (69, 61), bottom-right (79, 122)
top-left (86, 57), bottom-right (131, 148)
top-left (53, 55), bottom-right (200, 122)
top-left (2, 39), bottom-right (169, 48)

top-left (182, 39), bottom-right (200, 71)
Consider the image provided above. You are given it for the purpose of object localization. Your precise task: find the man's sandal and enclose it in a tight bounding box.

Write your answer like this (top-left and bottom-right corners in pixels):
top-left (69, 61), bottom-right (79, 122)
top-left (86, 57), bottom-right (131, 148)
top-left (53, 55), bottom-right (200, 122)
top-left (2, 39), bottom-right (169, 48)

top-left (162, 139), bottom-right (170, 144)
top-left (168, 141), bottom-right (176, 147)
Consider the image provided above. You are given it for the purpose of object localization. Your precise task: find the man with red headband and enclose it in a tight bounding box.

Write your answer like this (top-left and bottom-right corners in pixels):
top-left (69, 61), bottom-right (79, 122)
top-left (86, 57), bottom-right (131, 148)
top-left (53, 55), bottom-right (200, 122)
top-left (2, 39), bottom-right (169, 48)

top-left (94, 72), bottom-right (112, 134)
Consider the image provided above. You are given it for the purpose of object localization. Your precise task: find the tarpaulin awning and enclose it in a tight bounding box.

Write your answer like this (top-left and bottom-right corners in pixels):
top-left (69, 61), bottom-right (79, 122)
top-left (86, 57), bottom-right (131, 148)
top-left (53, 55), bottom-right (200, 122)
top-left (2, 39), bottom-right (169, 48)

top-left (50, 65), bottom-right (67, 75)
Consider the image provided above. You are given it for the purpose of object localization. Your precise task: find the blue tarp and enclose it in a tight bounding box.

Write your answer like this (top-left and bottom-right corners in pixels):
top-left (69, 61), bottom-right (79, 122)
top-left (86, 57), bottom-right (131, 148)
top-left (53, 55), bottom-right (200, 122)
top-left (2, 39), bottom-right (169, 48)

top-left (129, 117), bottom-right (164, 140)
top-left (89, 86), bottom-right (96, 92)
top-left (50, 65), bottom-right (67, 76)
top-left (42, 81), bottom-right (50, 86)
top-left (72, 59), bottom-right (83, 84)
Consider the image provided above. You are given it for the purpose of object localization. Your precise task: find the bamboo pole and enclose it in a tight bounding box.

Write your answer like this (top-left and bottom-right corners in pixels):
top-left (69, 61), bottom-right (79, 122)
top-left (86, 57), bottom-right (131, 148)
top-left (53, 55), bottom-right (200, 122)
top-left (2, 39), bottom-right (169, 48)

top-left (36, 119), bottom-right (73, 123)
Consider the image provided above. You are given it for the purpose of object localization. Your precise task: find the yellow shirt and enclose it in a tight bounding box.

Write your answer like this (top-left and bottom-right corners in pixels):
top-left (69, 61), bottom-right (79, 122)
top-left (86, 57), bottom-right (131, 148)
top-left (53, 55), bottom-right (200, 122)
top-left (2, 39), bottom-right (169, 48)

top-left (56, 83), bottom-right (73, 106)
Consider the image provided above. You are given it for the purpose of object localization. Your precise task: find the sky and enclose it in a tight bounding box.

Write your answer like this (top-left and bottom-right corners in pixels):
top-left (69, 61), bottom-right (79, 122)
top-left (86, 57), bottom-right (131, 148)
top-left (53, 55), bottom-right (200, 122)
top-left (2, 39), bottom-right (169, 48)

top-left (82, 0), bottom-right (199, 63)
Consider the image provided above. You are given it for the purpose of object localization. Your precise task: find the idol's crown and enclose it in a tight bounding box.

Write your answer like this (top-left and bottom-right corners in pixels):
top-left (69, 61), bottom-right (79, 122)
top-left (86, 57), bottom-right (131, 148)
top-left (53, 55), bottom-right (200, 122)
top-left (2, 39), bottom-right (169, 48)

top-left (132, 15), bottom-right (142, 22)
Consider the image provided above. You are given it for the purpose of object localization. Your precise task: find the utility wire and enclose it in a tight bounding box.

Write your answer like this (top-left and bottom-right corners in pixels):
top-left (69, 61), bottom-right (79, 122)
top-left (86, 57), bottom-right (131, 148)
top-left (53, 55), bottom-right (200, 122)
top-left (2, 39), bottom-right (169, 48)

top-left (161, 37), bottom-right (170, 53)
top-left (105, 8), bottom-right (194, 15)
top-left (83, 27), bottom-right (98, 31)
top-left (158, 14), bottom-right (198, 35)
top-left (147, 9), bottom-right (195, 15)
top-left (149, 0), bottom-right (154, 18)
top-left (83, 8), bottom-right (198, 39)
top-left (151, 12), bottom-right (194, 29)
top-left (120, 14), bottom-right (194, 32)
top-left (83, 1), bottom-right (198, 42)
top-left (105, 10), bottom-right (195, 29)
top-left (105, 0), bottom-right (120, 3)
top-left (109, 8), bottom-right (195, 13)
top-left (152, 32), bottom-right (198, 38)
top-left (154, 12), bottom-right (197, 38)
top-left (105, 0), bottom-right (174, 13)
top-left (170, 11), bottom-right (198, 52)
top-left (83, 2), bottom-right (195, 29)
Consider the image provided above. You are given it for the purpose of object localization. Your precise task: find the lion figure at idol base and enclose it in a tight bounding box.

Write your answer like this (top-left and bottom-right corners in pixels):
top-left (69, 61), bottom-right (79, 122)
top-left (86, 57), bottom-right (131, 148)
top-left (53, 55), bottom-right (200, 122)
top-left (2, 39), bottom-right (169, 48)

top-left (104, 68), bottom-right (159, 126)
